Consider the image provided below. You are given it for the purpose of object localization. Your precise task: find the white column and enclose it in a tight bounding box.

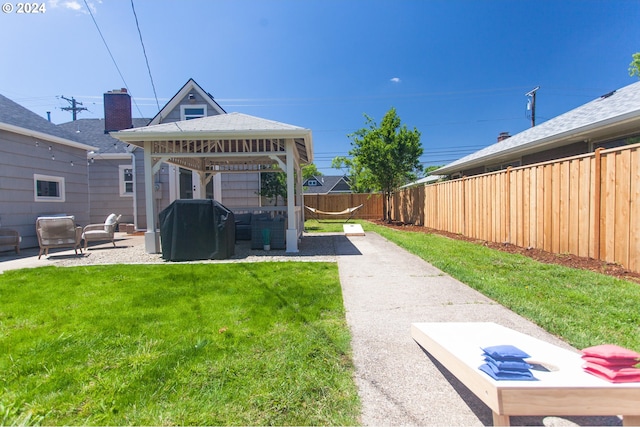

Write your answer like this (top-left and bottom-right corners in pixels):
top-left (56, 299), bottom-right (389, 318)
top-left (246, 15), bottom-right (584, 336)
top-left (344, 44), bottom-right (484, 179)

top-left (213, 171), bottom-right (222, 201)
top-left (143, 141), bottom-right (160, 253)
top-left (194, 171), bottom-right (207, 199)
top-left (285, 139), bottom-right (298, 252)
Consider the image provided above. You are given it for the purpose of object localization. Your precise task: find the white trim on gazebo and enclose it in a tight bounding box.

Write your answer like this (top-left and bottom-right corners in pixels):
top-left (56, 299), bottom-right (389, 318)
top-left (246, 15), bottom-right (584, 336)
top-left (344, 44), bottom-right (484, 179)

top-left (113, 112), bottom-right (313, 254)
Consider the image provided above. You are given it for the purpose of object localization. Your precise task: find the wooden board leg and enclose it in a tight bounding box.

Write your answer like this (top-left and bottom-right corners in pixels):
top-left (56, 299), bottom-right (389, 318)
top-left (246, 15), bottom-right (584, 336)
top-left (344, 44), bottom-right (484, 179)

top-left (622, 415), bottom-right (640, 426)
top-left (492, 412), bottom-right (510, 426)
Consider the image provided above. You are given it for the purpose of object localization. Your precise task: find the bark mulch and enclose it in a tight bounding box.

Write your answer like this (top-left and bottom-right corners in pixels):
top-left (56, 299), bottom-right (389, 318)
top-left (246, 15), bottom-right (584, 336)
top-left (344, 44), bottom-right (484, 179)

top-left (373, 220), bottom-right (640, 285)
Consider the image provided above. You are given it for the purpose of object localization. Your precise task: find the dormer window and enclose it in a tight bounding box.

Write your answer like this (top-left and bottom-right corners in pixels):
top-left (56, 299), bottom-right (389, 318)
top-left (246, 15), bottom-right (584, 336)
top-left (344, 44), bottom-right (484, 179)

top-left (307, 179), bottom-right (318, 186)
top-left (181, 105), bottom-right (207, 120)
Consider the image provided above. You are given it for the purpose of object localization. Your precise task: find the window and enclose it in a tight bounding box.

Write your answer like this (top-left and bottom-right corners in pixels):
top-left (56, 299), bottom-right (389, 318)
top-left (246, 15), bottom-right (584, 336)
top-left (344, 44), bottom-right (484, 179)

top-left (306, 179), bottom-right (318, 186)
top-left (119, 165), bottom-right (134, 196)
top-left (34, 174), bottom-right (65, 202)
top-left (180, 104), bottom-right (207, 120)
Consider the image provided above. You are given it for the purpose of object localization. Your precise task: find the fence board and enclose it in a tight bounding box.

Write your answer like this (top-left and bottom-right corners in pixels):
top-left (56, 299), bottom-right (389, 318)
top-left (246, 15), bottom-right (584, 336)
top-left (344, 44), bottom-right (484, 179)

top-left (578, 157), bottom-right (591, 258)
top-left (630, 147), bottom-right (640, 272)
top-left (602, 152), bottom-right (617, 263)
top-left (614, 150), bottom-right (631, 267)
top-left (304, 193), bottom-right (382, 220)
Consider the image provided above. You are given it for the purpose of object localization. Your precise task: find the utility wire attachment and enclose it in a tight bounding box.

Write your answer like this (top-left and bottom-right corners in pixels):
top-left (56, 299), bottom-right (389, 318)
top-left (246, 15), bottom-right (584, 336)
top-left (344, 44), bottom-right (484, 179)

top-left (525, 86), bottom-right (540, 127)
top-left (60, 95), bottom-right (88, 121)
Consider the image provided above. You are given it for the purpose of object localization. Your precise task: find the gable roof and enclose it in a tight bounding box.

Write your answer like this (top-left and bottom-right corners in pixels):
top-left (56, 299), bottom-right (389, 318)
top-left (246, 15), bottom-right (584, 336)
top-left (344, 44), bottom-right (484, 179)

top-left (148, 78), bottom-right (226, 125)
top-left (58, 118), bottom-right (150, 154)
top-left (120, 112), bottom-right (310, 138)
top-left (0, 94), bottom-right (96, 151)
top-left (303, 175), bottom-right (351, 194)
top-left (435, 80), bottom-right (640, 175)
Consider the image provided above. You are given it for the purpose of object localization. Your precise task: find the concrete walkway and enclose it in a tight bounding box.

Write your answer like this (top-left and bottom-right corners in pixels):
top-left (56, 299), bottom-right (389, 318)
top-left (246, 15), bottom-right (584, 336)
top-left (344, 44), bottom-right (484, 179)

top-left (336, 232), bottom-right (620, 426)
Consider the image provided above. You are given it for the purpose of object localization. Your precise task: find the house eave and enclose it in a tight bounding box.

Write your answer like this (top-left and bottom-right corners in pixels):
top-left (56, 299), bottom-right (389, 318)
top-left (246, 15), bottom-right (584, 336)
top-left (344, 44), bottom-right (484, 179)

top-left (435, 110), bottom-right (640, 175)
top-left (88, 152), bottom-right (133, 160)
top-left (113, 128), bottom-right (312, 143)
top-left (0, 122), bottom-right (98, 152)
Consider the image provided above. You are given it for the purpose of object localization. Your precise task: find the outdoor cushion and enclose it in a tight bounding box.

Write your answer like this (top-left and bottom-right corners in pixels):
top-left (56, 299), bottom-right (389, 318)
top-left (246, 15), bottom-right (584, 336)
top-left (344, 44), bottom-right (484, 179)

top-left (235, 213), bottom-right (252, 225)
top-left (478, 363), bottom-right (536, 381)
top-left (582, 361), bottom-right (640, 383)
top-left (582, 355), bottom-right (640, 368)
top-left (581, 344), bottom-right (640, 361)
top-left (482, 345), bottom-right (531, 360)
top-left (105, 213), bottom-right (118, 229)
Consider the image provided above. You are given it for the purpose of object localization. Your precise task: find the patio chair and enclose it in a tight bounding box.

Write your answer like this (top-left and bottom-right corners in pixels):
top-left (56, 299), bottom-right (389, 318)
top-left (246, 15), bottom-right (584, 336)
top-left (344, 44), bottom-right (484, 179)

top-left (36, 216), bottom-right (83, 259)
top-left (82, 213), bottom-right (122, 250)
top-left (0, 227), bottom-right (21, 254)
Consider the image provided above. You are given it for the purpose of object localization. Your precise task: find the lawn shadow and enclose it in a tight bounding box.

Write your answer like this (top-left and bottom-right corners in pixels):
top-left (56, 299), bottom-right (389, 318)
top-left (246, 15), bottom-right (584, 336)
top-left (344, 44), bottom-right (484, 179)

top-left (231, 233), bottom-right (362, 259)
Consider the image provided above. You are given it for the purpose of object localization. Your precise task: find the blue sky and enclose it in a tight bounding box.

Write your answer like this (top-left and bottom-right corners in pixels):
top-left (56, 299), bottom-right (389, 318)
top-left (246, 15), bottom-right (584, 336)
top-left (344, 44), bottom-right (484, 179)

top-left (1, 0), bottom-right (638, 174)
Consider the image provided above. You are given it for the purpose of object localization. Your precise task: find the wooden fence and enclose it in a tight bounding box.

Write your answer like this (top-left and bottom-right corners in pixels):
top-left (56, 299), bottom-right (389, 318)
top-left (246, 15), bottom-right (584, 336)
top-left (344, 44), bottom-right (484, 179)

top-left (391, 143), bottom-right (640, 274)
top-left (303, 193), bottom-right (383, 220)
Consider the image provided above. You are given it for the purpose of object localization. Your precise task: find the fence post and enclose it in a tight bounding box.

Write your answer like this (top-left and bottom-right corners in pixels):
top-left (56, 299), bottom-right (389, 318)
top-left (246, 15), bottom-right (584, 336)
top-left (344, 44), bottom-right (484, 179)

top-left (594, 148), bottom-right (603, 259)
top-left (505, 167), bottom-right (512, 244)
top-left (462, 176), bottom-right (467, 236)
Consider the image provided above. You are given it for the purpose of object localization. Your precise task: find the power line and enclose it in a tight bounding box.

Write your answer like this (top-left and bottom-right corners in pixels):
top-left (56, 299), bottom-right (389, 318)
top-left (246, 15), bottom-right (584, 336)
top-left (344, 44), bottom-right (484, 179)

top-left (82, 0), bottom-right (145, 118)
top-left (130, 0), bottom-right (160, 112)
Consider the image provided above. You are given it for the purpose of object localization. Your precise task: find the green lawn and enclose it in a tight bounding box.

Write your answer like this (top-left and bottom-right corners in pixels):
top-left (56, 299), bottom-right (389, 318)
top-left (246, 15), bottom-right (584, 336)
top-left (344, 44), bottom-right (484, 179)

top-left (0, 263), bottom-right (360, 426)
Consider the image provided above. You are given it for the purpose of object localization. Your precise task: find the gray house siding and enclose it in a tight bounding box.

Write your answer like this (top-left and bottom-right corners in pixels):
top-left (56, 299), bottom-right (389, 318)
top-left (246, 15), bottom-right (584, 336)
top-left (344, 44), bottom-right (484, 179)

top-left (221, 172), bottom-right (261, 207)
top-left (521, 141), bottom-right (589, 166)
top-left (0, 129), bottom-right (90, 248)
top-left (87, 156), bottom-right (134, 225)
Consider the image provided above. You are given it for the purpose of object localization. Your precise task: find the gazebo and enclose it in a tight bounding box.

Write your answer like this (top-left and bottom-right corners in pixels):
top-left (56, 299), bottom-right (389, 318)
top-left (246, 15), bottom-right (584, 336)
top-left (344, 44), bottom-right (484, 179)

top-left (113, 112), bottom-right (313, 254)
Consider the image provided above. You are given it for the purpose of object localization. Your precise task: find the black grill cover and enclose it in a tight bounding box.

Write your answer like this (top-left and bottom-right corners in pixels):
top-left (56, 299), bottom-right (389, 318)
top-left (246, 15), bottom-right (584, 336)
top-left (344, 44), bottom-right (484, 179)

top-left (159, 199), bottom-right (235, 261)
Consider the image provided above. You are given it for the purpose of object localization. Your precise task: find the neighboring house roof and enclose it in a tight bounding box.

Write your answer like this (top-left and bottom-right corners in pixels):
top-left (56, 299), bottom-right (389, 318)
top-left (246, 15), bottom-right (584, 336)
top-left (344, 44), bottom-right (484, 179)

top-left (0, 94), bottom-right (96, 151)
top-left (58, 118), bottom-right (151, 154)
top-left (435, 80), bottom-right (640, 175)
top-left (148, 78), bottom-right (226, 125)
top-left (303, 175), bottom-right (352, 194)
top-left (401, 175), bottom-right (445, 188)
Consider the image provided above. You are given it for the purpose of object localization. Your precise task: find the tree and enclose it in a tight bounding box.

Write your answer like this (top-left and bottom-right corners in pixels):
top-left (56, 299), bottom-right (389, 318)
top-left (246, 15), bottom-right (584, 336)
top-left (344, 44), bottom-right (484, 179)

top-left (629, 52), bottom-right (640, 79)
top-left (259, 167), bottom-right (287, 206)
top-left (331, 155), bottom-right (375, 193)
top-left (345, 107), bottom-right (423, 221)
top-left (302, 163), bottom-right (322, 181)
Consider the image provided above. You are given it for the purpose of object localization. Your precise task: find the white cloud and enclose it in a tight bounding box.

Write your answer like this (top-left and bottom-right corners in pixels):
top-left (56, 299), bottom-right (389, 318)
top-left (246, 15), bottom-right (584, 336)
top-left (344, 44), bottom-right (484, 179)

top-left (48, 0), bottom-right (97, 14)
top-left (390, 77), bottom-right (401, 83)
top-left (64, 1), bottom-right (83, 11)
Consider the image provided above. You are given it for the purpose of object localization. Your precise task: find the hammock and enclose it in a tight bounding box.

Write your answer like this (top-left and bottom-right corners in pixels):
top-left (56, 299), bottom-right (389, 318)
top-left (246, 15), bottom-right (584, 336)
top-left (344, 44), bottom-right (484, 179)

top-left (305, 204), bottom-right (363, 223)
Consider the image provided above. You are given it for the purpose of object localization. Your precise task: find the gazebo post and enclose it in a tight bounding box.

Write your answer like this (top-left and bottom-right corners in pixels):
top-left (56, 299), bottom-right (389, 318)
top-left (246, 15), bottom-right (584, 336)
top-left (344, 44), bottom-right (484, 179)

top-left (285, 139), bottom-right (299, 253)
top-left (143, 141), bottom-right (160, 253)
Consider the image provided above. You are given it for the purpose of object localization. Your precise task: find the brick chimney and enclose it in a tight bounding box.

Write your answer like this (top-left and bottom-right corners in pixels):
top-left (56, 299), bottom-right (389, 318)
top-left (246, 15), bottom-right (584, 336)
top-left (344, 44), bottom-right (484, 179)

top-left (104, 88), bottom-right (132, 133)
top-left (497, 132), bottom-right (511, 142)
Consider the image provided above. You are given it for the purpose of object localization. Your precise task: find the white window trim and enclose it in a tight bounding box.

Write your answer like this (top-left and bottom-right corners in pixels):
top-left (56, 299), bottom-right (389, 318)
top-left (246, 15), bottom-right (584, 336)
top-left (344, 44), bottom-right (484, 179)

top-left (180, 104), bottom-right (207, 121)
top-left (119, 164), bottom-right (134, 197)
top-left (34, 173), bottom-right (65, 202)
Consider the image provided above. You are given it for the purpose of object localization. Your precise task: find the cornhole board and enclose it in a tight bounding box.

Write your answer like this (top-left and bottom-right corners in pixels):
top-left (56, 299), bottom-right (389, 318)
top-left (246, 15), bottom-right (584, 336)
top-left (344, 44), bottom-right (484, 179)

top-left (343, 224), bottom-right (365, 236)
top-left (411, 322), bottom-right (640, 426)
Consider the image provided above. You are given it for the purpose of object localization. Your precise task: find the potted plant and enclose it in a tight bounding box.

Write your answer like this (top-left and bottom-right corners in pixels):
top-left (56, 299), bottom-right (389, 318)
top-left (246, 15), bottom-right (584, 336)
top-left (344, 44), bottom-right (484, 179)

top-left (262, 227), bottom-right (271, 251)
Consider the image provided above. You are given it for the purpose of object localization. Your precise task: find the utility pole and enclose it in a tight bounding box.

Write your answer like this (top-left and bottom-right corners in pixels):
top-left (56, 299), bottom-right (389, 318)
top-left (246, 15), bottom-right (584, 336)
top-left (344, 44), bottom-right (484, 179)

top-left (60, 95), bottom-right (87, 121)
top-left (525, 86), bottom-right (540, 127)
